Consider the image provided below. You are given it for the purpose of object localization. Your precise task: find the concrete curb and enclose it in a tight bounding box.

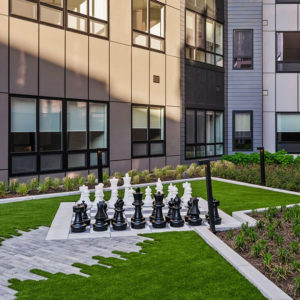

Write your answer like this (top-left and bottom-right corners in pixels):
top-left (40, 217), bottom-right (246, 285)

top-left (0, 177), bottom-right (205, 204)
top-left (194, 227), bottom-right (292, 300)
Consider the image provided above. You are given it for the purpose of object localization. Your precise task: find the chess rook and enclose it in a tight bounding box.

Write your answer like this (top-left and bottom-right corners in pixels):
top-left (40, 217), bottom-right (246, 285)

top-left (71, 205), bottom-right (87, 233)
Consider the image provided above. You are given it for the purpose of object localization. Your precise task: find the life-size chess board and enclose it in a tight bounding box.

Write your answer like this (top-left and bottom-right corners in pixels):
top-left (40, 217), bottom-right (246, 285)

top-left (46, 198), bottom-right (242, 241)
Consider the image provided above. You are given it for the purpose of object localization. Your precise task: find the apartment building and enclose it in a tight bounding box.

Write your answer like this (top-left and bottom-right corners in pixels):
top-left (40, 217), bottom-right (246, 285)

top-left (0, 0), bottom-right (225, 182)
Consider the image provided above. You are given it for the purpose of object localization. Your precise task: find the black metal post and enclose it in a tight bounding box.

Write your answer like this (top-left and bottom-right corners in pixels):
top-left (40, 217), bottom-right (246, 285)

top-left (199, 160), bottom-right (216, 234)
top-left (97, 149), bottom-right (103, 184)
top-left (257, 147), bottom-right (266, 186)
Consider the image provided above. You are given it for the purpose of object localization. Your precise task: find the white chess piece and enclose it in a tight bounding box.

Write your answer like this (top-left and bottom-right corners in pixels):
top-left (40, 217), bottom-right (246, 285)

top-left (182, 183), bottom-right (192, 207)
top-left (182, 182), bottom-right (188, 202)
top-left (155, 178), bottom-right (163, 194)
top-left (77, 185), bottom-right (88, 204)
top-left (94, 183), bottom-right (104, 209)
top-left (166, 183), bottom-right (173, 202)
top-left (82, 189), bottom-right (92, 208)
top-left (123, 173), bottom-right (132, 207)
top-left (171, 185), bottom-right (178, 200)
top-left (128, 187), bottom-right (134, 205)
top-left (144, 186), bottom-right (153, 207)
top-left (108, 177), bottom-right (119, 208)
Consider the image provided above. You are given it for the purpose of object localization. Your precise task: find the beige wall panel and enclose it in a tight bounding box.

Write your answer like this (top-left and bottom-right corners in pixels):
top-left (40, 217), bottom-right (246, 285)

top-left (39, 25), bottom-right (64, 97)
top-left (0, 0), bottom-right (8, 15)
top-left (10, 18), bottom-right (38, 95)
top-left (166, 156), bottom-right (180, 168)
top-left (263, 112), bottom-right (276, 153)
top-left (0, 170), bottom-right (8, 182)
top-left (263, 32), bottom-right (275, 73)
top-left (166, 56), bottom-right (180, 106)
top-left (166, 0), bottom-right (180, 9)
top-left (150, 157), bottom-right (166, 171)
top-left (110, 42), bottom-right (131, 103)
top-left (132, 47), bottom-right (149, 104)
top-left (166, 106), bottom-right (180, 156)
top-left (110, 102), bottom-right (131, 160)
top-left (89, 38), bottom-right (109, 101)
top-left (276, 74), bottom-right (298, 111)
top-left (276, 4), bottom-right (297, 31)
top-left (263, 4), bottom-right (275, 31)
top-left (66, 32), bottom-right (88, 99)
top-left (110, 0), bottom-right (131, 45)
top-left (150, 52), bottom-right (165, 105)
top-left (166, 6), bottom-right (181, 57)
top-left (263, 73), bottom-right (275, 112)
top-left (132, 158), bottom-right (150, 171)
top-left (0, 15), bottom-right (8, 93)
top-left (110, 160), bottom-right (131, 175)
top-left (0, 94), bottom-right (8, 170)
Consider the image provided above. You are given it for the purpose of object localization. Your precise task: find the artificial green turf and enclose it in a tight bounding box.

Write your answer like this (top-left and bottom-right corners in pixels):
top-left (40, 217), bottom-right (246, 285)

top-left (1, 180), bottom-right (300, 245)
top-left (8, 231), bottom-right (265, 300)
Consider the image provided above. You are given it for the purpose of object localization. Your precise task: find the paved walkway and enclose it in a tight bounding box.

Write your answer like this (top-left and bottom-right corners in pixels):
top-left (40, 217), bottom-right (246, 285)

top-left (0, 227), bottom-right (147, 300)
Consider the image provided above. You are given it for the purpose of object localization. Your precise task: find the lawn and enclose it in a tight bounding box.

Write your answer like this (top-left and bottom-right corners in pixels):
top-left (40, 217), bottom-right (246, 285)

top-left (9, 231), bottom-right (265, 300)
top-left (1, 180), bottom-right (300, 245)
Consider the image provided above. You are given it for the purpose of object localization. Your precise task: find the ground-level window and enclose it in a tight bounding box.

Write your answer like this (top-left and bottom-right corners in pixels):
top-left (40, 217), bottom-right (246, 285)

top-left (233, 111), bottom-right (253, 151)
top-left (277, 113), bottom-right (300, 153)
top-left (132, 105), bottom-right (165, 158)
top-left (185, 109), bottom-right (224, 159)
top-left (10, 96), bottom-right (108, 176)
top-left (233, 29), bottom-right (253, 70)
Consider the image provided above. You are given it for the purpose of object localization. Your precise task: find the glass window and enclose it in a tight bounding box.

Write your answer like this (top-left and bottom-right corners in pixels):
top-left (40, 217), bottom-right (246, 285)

top-left (89, 103), bottom-right (107, 149)
top-left (11, 0), bottom-right (38, 20)
top-left (133, 0), bottom-right (148, 32)
top-left (68, 13), bottom-right (88, 32)
top-left (233, 29), bottom-right (253, 69)
top-left (67, 101), bottom-right (87, 150)
top-left (40, 154), bottom-right (63, 171)
top-left (206, 19), bottom-right (215, 53)
top-left (89, 0), bottom-right (107, 21)
top-left (68, 153), bottom-right (86, 169)
top-left (40, 5), bottom-right (63, 26)
top-left (67, 0), bottom-right (87, 14)
top-left (215, 112), bottom-right (223, 143)
top-left (215, 22), bottom-right (223, 55)
top-left (196, 15), bottom-right (205, 49)
top-left (41, 0), bottom-right (63, 7)
top-left (233, 111), bottom-right (252, 151)
top-left (150, 1), bottom-right (164, 37)
top-left (186, 110), bottom-right (196, 144)
top-left (132, 105), bottom-right (165, 158)
top-left (197, 111), bottom-right (205, 144)
top-left (11, 97), bottom-right (36, 153)
top-left (206, 0), bottom-right (216, 18)
top-left (39, 99), bottom-right (62, 152)
top-left (206, 111), bottom-right (215, 144)
top-left (186, 11), bottom-right (196, 47)
top-left (11, 155), bottom-right (37, 175)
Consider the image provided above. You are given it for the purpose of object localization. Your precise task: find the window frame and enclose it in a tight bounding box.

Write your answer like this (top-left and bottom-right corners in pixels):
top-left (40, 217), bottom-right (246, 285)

top-left (185, 7), bottom-right (224, 68)
top-left (132, 0), bottom-right (166, 53)
top-left (276, 31), bottom-right (300, 73)
top-left (232, 29), bottom-right (254, 70)
top-left (9, 95), bottom-right (109, 177)
top-left (185, 108), bottom-right (224, 160)
top-left (9, 0), bottom-right (109, 39)
top-left (232, 110), bottom-right (253, 152)
top-left (131, 104), bottom-right (166, 158)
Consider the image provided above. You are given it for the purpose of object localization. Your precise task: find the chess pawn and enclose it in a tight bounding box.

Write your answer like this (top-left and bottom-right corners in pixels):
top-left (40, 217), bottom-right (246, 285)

top-left (131, 188), bottom-right (146, 229)
top-left (83, 189), bottom-right (92, 208)
top-left (129, 187), bottom-right (134, 203)
top-left (71, 204), bottom-right (87, 233)
top-left (188, 198), bottom-right (202, 226)
top-left (123, 173), bottom-right (132, 207)
top-left (112, 198), bottom-right (127, 231)
top-left (93, 201), bottom-right (109, 231)
top-left (165, 198), bottom-right (175, 223)
top-left (77, 185), bottom-right (88, 205)
top-left (144, 186), bottom-right (153, 207)
top-left (165, 183), bottom-right (173, 205)
top-left (81, 201), bottom-right (91, 226)
top-left (155, 178), bottom-right (163, 194)
top-left (206, 199), bottom-right (222, 225)
top-left (171, 185), bottom-right (178, 201)
top-left (108, 177), bottom-right (119, 208)
top-left (185, 198), bottom-right (193, 222)
top-left (152, 192), bottom-right (166, 228)
top-left (170, 195), bottom-right (184, 228)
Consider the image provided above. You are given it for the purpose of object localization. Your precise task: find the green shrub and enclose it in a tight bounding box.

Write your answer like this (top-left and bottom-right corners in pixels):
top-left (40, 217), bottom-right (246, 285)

top-left (278, 247), bottom-right (289, 263)
top-left (145, 174), bottom-right (152, 183)
top-left (291, 241), bottom-right (299, 254)
top-left (175, 165), bottom-right (187, 175)
top-left (43, 177), bottom-right (52, 190)
top-left (264, 252), bottom-right (272, 268)
top-left (16, 183), bottom-right (29, 195)
top-left (294, 277), bottom-right (300, 294)
top-left (113, 172), bottom-right (122, 179)
top-left (152, 168), bottom-right (163, 179)
top-left (73, 176), bottom-right (86, 188)
top-left (0, 181), bottom-right (6, 196)
top-left (132, 175), bottom-right (140, 185)
top-left (29, 178), bottom-right (39, 191)
top-left (52, 178), bottom-right (61, 190)
top-left (87, 174), bottom-right (96, 185)
top-left (141, 170), bottom-right (150, 177)
top-left (63, 177), bottom-right (74, 191)
top-left (128, 169), bottom-right (138, 178)
top-left (235, 233), bottom-right (246, 251)
top-left (102, 172), bottom-right (109, 184)
top-left (39, 183), bottom-right (49, 193)
top-left (9, 179), bottom-right (19, 194)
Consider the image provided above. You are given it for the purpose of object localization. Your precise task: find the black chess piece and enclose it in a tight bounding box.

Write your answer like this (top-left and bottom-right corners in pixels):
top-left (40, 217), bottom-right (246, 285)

top-left (152, 192), bottom-right (166, 228)
top-left (170, 195), bottom-right (184, 228)
top-left (112, 198), bottom-right (127, 231)
top-left (81, 201), bottom-right (90, 226)
top-left (131, 188), bottom-right (146, 229)
top-left (188, 198), bottom-right (202, 226)
top-left (165, 198), bottom-right (175, 223)
top-left (103, 201), bottom-right (110, 224)
top-left (111, 198), bottom-right (121, 224)
top-left (93, 201), bottom-right (109, 231)
top-left (149, 199), bottom-right (156, 222)
top-left (71, 204), bottom-right (87, 233)
top-left (205, 198), bottom-right (222, 225)
top-left (185, 198), bottom-right (193, 222)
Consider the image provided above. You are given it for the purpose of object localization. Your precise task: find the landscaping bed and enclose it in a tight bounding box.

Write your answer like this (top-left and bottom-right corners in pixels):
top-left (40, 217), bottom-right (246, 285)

top-left (218, 206), bottom-right (300, 299)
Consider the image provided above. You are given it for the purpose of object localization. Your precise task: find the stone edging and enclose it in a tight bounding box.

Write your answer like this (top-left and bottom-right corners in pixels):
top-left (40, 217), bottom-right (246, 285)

top-left (194, 227), bottom-right (292, 300)
top-left (0, 177), bottom-right (205, 204)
